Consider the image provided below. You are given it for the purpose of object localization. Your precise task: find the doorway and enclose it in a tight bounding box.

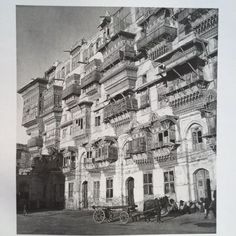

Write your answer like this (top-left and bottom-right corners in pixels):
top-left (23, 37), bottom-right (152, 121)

top-left (126, 177), bottom-right (134, 206)
top-left (194, 169), bottom-right (211, 201)
top-left (82, 181), bottom-right (88, 208)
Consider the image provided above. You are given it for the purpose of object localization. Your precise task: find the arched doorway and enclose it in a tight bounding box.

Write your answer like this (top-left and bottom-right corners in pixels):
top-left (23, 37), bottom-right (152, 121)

top-left (17, 182), bottom-right (30, 211)
top-left (82, 181), bottom-right (88, 208)
top-left (194, 169), bottom-right (211, 201)
top-left (126, 177), bottom-right (135, 206)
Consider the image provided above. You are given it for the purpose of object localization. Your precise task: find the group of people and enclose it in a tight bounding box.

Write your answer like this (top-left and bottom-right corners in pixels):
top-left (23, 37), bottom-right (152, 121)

top-left (169, 194), bottom-right (216, 219)
top-left (143, 191), bottom-right (216, 223)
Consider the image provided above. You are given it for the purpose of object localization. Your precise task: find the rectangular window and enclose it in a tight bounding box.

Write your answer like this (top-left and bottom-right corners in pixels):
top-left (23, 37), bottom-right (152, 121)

top-left (164, 171), bottom-right (175, 194)
top-left (143, 173), bottom-right (153, 195)
top-left (95, 116), bottom-right (101, 127)
top-left (76, 118), bottom-right (84, 129)
top-left (158, 133), bottom-right (163, 146)
top-left (93, 181), bottom-right (100, 201)
top-left (142, 74), bottom-right (147, 84)
top-left (163, 130), bottom-right (169, 144)
top-left (192, 128), bottom-right (203, 151)
top-left (87, 151), bottom-right (92, 159)
top-left (62, 128), bottom-right (67, 138)
top-left (106, 178), bottom-right (113, 199)
top-left (140, 90), bottom-right (150, 109)
top-left (68, 183), bottom-right (74, 198)
top-left (139, 137), bottom-right (146, 152)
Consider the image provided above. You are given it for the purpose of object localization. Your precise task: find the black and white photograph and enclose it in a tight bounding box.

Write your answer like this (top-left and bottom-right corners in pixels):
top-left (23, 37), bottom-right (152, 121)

top-left (15, 5), bottom-right (219, 235)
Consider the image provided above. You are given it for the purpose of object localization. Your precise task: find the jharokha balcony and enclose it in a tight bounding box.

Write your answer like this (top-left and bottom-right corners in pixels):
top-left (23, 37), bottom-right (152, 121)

top-left (100, 43), bottom-right (136, 73)
top-left (163, 69), bottom-right (206, 97)
top-left (27, 136), bottom-right (43, 148)
top-left (81, 59), bottom-right (102, 89)
top-left (62, 146), bottom-right (77, 174)
top-left (104, 97), bottom-right (138, 122)
top-left (81, 71), bottom-right (101, 89)
top-left (101, 61), bottom-right (138, 97)
top-left (84, 137), bottom-right (118, 171)
top-left (136, 21), bottom-right (177, 52)
top-left (62, 84), bottom-right (81, 106)
top-left (156, 36), bottom-right (205, 69)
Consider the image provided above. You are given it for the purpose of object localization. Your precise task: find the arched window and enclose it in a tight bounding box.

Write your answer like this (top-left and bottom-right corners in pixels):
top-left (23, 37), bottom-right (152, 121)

top-left (191, 126), bottom-right (203, 151)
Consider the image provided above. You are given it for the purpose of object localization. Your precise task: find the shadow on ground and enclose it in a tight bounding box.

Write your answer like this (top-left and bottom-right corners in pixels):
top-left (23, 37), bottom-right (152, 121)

top-left (195, 222), bottom-right (216, 228)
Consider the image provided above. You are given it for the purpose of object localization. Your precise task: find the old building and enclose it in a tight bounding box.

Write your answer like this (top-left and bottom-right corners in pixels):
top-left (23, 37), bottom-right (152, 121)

top-left (18, 7), bottom-right (217, 211)
top-left (17, 69), bottom-right (65, 211)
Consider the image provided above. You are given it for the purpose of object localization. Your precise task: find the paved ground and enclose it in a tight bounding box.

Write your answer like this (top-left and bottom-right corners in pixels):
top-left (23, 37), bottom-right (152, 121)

top-left (17, 210), bottom-right (216, 235)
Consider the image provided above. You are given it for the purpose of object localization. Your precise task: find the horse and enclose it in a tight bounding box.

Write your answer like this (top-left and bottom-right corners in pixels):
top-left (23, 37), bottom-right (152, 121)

top-left (143, 196), bottom-right (170, 222)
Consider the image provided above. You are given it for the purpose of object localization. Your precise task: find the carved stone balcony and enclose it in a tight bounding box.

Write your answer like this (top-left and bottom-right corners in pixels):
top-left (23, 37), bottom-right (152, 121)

top-left (137, 22), bottom-right (177, 51)
top-left (170, 91), bottom-right (205, 115)
top-left (104, 97), bottom-right (138, 122)
top-left (27, 136), bottom-right (43, 148)
top-left (148, 42), bottom-right (172, 61)
top-left (193, 10), bottom-right (218, 38)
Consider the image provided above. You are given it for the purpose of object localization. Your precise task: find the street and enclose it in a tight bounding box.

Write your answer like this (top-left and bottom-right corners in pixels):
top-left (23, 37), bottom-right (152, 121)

top-left (17, 210), bottom-right (216, 235)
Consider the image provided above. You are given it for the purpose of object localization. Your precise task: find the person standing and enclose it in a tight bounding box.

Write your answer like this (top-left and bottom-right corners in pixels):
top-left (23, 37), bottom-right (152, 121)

top-left (23, 199), bottom-right (28, 216)
top-left (204, 198), bottom-right (211, 219)
top-left (154, 198), bottom-right (163, 223)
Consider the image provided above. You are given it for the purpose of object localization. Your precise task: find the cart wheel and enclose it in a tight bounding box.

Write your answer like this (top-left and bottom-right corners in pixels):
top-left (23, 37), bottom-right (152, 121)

top-left (93, 209), bottom-right (105, 224)
top-left (120, 211), bottom-right (129, 224)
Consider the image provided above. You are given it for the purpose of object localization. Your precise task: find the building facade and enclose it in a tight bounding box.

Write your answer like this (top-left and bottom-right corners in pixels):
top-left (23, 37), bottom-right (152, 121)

top-left (18, 7), bottom-right (218, 211)
top-left (17, 69), bottom-right (65, 210)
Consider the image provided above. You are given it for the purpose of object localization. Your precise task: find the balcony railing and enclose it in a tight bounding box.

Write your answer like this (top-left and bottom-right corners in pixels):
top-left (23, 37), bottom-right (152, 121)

top-left (193, 10), bottom-right (218, 37)
top-left (170, 91), bottom-right (205, 115)
top-left (62, 84), bottom-right (81, 100)
top-left (81, 70), bottom-right (101, 88)
top-left (27, 136), bottom-right (43, 148)
top-left (148, 42), bottom-right (172, 61)
top-left (104, 97), bottom-right (138, 122)
top-left (137, 23), bottom-right (177, 51)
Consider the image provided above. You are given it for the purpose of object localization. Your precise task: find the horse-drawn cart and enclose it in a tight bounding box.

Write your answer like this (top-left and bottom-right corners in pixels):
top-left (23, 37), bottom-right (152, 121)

top-left (92, 197), bottom-right (171, 224)
top-left (92, 205), bottom-right (137, 224)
